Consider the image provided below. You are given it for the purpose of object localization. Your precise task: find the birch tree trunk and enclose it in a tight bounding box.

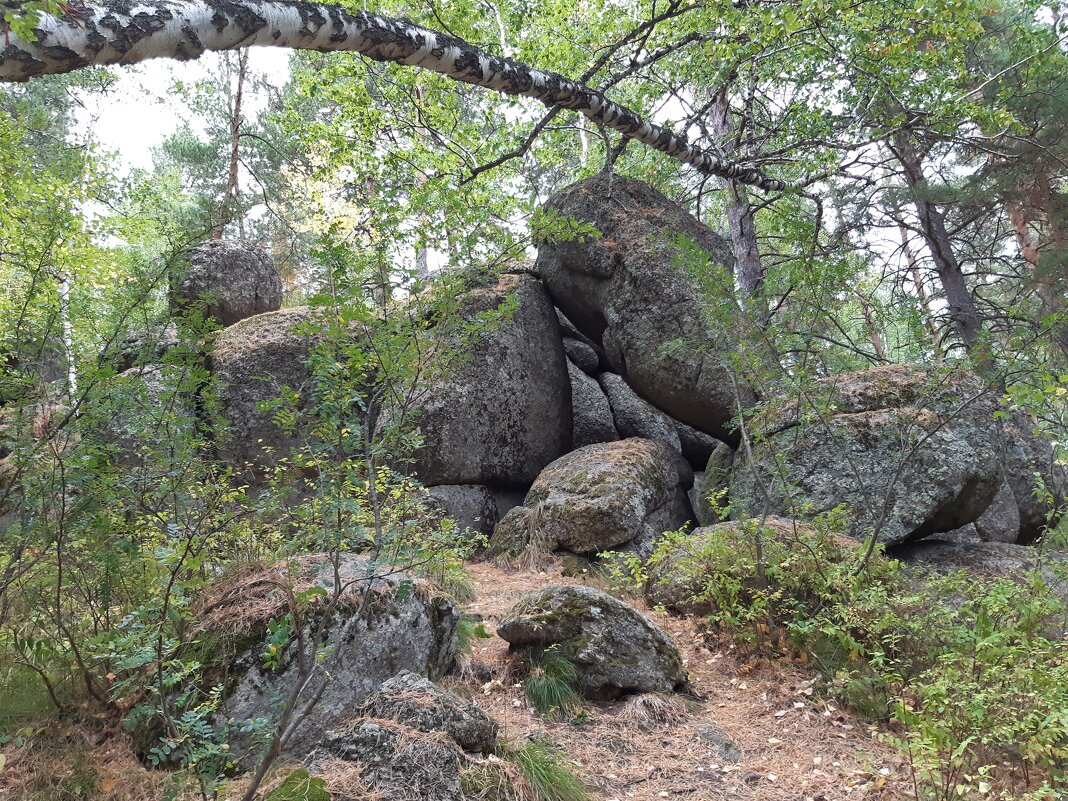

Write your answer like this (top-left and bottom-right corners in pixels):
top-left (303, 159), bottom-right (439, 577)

top-left (0, 0), bottom-right (818, 192)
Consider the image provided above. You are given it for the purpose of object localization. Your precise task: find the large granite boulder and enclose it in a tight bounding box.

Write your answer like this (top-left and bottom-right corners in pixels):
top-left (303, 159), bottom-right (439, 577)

top-left (410, 273), bottom-right (571, 488)
top-left (208, 306), bottom-right (319, 473)
top-left (1001, 411), bottom-right (1067, 544)
top-left (357, 670), bottom-right (498, 753)
top-left (497, 585), bottom-right (688, 699)
top-left (200, 554), bottom-right (459, 760)
top-left (598, 372), bottom-right (681, 453)
top-left (568, 361), bottom-right (619, 448)
top-left (536, 174), bottom-right (748, 443)
top-left (490, 438), bottom-right (693, 558)
top-left (730, 365), bottom-right (1003, 547)
top-left (172, 240), bottom-right (283, 327)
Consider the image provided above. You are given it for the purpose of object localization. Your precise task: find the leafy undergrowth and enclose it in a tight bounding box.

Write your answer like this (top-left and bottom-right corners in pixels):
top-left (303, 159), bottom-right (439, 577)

top-left (616, 517), bottom-right (1068, 801)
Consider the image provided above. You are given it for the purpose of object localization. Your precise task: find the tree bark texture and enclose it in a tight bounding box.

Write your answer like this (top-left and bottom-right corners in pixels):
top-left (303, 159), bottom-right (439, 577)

top-left (0, 0), bottom-right (813, 192)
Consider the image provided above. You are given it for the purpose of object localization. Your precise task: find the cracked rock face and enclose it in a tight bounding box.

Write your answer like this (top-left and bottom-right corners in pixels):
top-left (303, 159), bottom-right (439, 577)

top-left (729, 364), bottom-right (1003, 547)
top-left (490, 437), bottom-right (693, 558)
top-left (497, 584), bottom-right (688, 699)
top-left (409, 273), bottom-right (571, 488)
top-left (536, 174), bottom-right (749, 443)
top-left (172, 240), bottom-right (283, 327)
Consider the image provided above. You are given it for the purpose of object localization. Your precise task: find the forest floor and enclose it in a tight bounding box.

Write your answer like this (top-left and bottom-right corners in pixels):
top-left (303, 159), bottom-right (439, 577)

top-left (0, 559), bottom-right (913, 801)
top-left (461, 560), bottom-right (911, 801)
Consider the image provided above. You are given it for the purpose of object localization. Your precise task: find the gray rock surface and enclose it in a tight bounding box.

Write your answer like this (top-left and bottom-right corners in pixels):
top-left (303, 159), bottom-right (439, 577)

top-left (172, 240), bottom-right (283, 327)
top-left (730, 365), bottom-right (1003, 547)
top-left (209, 306), bottom-right (319, 473)
top-left (895, 540), bottom-right (1068, 619)
top-left (358, 670), bottom-right (498, 753)
top-left (410, 273), bottom-right (571, 488)
top-left (536, 175), bottom-right (748, 443)
top-left (676, 421), bottom-right (722, 470)
top-left (497, 585), bottom-right (688, 699)
top-left (98, 364), bottom-right (194, 464)
top-left (568, 361), bottom-right (619, 448)
top-left (563, 337), bottom-right (600, 373)
top-left (1001, 411), bottom-right (1067, 543)
top-left (426, 484), bottom-right (501, 537)
top-left (692, 442), bottom-right (734, 526)
top-left (208, 554), bottom-right (459, 759)
top-left (491, 438), bottom-right (693, 558)
top-left (114, 321), bottom-right (179, 372)
top-left (310, 721), bottom-right (466, 801)
top-left (973, 480), bottom-right (1021, 543)
top-left (599, 372), bottom-right (682, 453)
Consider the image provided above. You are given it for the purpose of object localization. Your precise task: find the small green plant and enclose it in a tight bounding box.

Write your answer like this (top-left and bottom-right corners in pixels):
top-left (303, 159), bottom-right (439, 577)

top-left (525, 647), bottom-right (582, 718)
top-left (264, 768), bottom-right (329, 801)
top-left (507, 739), bottom-right (590, 801)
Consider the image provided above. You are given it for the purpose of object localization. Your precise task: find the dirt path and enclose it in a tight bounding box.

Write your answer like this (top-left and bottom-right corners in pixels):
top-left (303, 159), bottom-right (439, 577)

top-left (462, 561), bottom-right (911, 801)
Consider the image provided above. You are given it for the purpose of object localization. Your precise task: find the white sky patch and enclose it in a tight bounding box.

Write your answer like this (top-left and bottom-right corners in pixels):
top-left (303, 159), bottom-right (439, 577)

top-left (74, 48), bottom-right (291, 174)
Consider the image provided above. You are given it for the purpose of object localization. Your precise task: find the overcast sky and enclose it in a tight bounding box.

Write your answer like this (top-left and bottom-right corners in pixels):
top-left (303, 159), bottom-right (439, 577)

top-left (75, 48), bottom-right (292, 174)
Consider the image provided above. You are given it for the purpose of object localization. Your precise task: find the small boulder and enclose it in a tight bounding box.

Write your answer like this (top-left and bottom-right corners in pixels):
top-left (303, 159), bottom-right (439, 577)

top-left (730, 364), bottom-right (1003, 547)
top-left (410, 273), bottom-right (571, 488)
top-left (599, 372), bottom-right (681, 453)
top-left (310, 721), bottom-right (466, 801)
top-left (536, 174), bottom-right (749, 442)
top-left (490, 438), bottom-right (692, 558)
top-left (208, 306), bottom-right (320, 473)
top-left (113, 321), bottom-right (179, 372)
top-left (563, 337), bottom-right (600, 373)
top-left (358, 670), bottom-right (498, 753)
top-left (973, 480), bottom-right (1021, 543)
top-left (201, 554), bottom-right (459, 759)
top-left (676, 421), bottom-right (721, 471)
top-left (171, 240), bottom-right (283, 327)
top-left (426, 485), bottom-right (501, 538)
top-left (497, 585), bottom-right (688, 699)
top-left (568, 361), bottom-right (619, 448)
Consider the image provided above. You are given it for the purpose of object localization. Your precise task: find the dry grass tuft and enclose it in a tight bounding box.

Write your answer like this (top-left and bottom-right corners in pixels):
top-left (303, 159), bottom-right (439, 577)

top-left (619, 692), bottom-right (694, 728)
top-left (315, 758), bottom-right (381, 801)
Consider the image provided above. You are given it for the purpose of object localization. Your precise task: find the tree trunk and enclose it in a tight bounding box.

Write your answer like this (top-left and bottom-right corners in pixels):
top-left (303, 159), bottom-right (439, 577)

top-left (710, 89), bottom-right (765, 302)
top-left (1002, 169), bottom-right (1068, 364)
top-left (899, 223), bottom-right (943, 356)
top-left (890, 135), bottom-right (987, 355)
top-left (214, 48), bottom-right (249, 240)
top-left (0, 1), bottom-right (816, 192)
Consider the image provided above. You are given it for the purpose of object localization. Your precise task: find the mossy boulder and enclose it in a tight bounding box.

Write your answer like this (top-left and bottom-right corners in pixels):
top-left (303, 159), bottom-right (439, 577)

top-left (497, 585), bottom-right (688, 700)
top-left (730, 364), bottom-right (1003, 547)
top-left (358, 670), bottom-right (498, 753)
top-left (409, 273), bottom-right (571, 488)
top-left (536, 174), bottom-right (750, 443)
top-left (490, 438), bottom-right (693, 559)
top-left (171, 239), bottom-right (282, 327)
top-left (199, 554), bottom-right (459, 760)
top-left (208, 306), bottom-right (322, 475)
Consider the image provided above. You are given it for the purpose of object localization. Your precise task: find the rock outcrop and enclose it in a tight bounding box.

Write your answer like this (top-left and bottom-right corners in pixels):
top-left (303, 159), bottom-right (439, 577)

top-left (497, 585), bottom-right (688, 699)
top-left (172, 240), bottom-right (283, 327)
top-left (973, 480), bottom-right (1021, 543)
top-left (730, 365), bottom-right (1003, 547)
top-left (536, 174), bottom-right (748, 443)
top-left (425, 485), bottom-right (502, 537)
top-left (491, 438), bottom-right (693, 558)
top-left (209, 306), bottom-right (319, 472)
top-left (201, 554), bottom-right (459, 759)
top-left (568, 361), bottom-right (619, 448)
top-left (410, 273), bottom-right (571, 488)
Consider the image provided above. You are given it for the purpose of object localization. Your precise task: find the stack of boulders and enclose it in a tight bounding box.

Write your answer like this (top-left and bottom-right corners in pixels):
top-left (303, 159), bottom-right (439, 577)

top-left (117, 176), bottom-right (1065, 568)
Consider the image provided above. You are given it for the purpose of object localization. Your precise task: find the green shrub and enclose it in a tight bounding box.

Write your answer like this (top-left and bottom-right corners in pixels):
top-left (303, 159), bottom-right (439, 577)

top-left (635, 514), bottom-right (1068, 799)
top-left (508, 739), bottom-right (589, 801)
top-left (524, 648), bottom-right (582, 718)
